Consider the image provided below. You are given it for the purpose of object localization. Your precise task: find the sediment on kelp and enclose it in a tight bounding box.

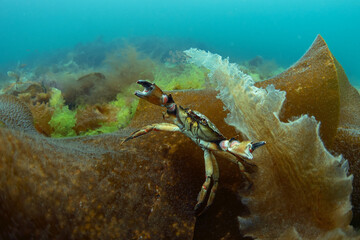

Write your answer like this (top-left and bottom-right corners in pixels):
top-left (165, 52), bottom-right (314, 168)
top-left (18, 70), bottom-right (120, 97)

top-left (0, 103), bottom-right (196, 240)
top-left (0, 94), bottom-right (38, 134)
top-left (185, 48), bottom-right (354, 239)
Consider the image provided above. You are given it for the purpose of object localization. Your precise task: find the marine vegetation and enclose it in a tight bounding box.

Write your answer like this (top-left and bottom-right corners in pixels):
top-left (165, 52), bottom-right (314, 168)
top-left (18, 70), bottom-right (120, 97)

top-left (48, 88), bottom-right (77, 137)
top-left (153, 63), bottom-right (208, 90)
top-left (0, 44), bottom-right (209, 137)
top-left (0, 39), bottom-right (280, 137)
top-left (238, 55), bottom-right (285, 82)
top-left (185, 36), bottom-right (356, 239)
top-left (0, 35), bottom-right (359, 239)
top-left (121, 80), bottom-right (266, 214)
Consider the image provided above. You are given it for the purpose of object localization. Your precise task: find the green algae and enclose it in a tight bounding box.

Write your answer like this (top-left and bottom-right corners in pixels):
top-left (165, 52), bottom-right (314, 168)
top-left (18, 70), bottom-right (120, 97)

top-left (110, 94), bottom-right (139, 129)
top-left (153, 63), bottom-right (208, 90)
top-left (47, 86), bottom-right (140, 137)
top-left (48, 88), bottom-right (77, 138)
top-left (42, 50), bottom-right (209, 138)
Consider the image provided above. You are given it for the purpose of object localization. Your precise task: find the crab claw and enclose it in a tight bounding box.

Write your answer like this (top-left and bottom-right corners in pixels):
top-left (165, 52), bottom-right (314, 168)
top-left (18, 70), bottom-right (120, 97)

top-left (251, 141), bottom-right (266, 152)
top-left (135, 80), bottom-right (167, 106)
top-left (135, 80), bottom-right (156, 97)
top-left (225, 140), bottom-right (266, 166)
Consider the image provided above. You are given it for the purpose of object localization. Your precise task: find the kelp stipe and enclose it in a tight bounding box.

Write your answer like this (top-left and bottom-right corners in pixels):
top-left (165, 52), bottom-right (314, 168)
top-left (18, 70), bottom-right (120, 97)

top-left (185, 48), bottom-right (354, 238)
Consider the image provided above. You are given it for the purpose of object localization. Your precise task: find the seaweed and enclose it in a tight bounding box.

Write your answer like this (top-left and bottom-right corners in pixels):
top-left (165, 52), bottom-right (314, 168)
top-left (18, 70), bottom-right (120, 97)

top-left (238, 56), bottom-right (285, 82)
top-left (0, 35), bottom-right (359, 239)
top-left (153, 63), bottom-right (208, 90)
top-left (56, 46), bottom-right (155, 108)
top-left (48, 88), bottom-right (77, 138)
top-left (185, 40), bottom-right (356, 239)
top-left (43, 46), bottom-right (210, 136)
top-left (109, 91), bottom-right (139, 129)
top-left (0, 94), bottom-right (38, 134)
top-left (29, 102), bottom-right (54, 136)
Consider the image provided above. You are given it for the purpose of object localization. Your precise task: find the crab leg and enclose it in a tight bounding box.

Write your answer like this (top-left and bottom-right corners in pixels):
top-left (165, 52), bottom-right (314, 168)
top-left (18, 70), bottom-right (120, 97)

top-left (121, 123), bottom-right (180, 144)
top-left (197, 139), bottom-right (219, 151)
top-left (195, 149), bottom-right (215, 213)
top-left (198, 139), bottom-right (254, 190)
top-left (207, 152), bottom-right (219, 209)
top-left (225, 155), bottom-right (254, 190)
top-left (237, 162), bottom-right (253, 190)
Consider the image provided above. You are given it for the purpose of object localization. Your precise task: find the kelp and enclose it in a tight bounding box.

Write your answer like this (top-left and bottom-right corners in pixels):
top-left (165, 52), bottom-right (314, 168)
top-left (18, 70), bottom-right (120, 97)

top-left (0, 95), bottom-right (196, 239)
top-left (0, 94), bottom-right (38, 134)
top-left (0, 35), bottom-right (359, 239)
top-left (185, 36), bottom-right (355, 238)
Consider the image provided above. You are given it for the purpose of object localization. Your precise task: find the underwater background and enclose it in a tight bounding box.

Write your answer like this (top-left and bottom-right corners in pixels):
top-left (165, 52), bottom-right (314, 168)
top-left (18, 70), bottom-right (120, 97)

top-left (0, 0), bottom-right (359, 85)
top-left (1, 0), bottom-right (360, 239)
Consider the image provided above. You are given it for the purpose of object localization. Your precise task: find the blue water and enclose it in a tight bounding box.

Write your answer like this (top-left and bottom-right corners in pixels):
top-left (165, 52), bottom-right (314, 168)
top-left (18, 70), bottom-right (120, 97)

top-left (0, 0), bottom-right (359, 84)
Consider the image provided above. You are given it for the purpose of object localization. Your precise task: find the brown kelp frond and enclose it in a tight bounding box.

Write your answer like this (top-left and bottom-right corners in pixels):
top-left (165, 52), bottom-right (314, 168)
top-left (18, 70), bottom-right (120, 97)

top-left (186, 47), bottom-right (354, 239)
top-left (0, 100), bottom-right (195, 239)
top-left (0, 94), bottom-right (38, 134)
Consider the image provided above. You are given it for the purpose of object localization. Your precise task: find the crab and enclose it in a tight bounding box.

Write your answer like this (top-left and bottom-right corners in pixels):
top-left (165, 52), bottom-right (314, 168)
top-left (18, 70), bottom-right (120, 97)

top-left (121, 80), bottom-right (266, 214)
